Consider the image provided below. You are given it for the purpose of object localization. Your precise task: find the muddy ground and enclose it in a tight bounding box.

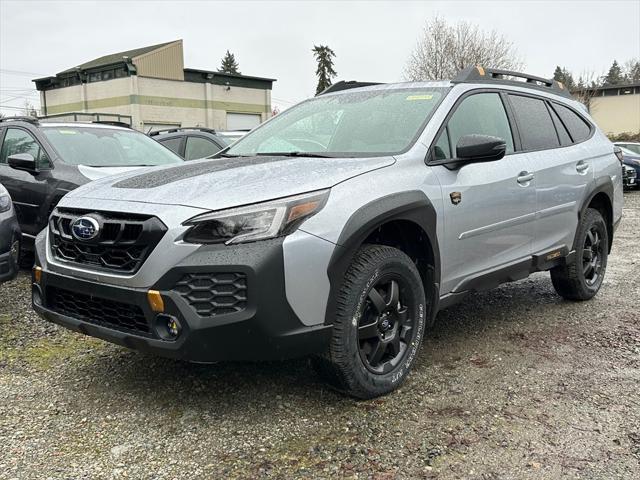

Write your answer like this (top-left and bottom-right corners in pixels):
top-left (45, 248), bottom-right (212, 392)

top-left (0, 191), bottom-right (638, 479)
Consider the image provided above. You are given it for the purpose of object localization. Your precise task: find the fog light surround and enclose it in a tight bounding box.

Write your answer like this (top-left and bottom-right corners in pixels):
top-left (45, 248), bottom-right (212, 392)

top-left (154, 314), bottom-right (182, 341)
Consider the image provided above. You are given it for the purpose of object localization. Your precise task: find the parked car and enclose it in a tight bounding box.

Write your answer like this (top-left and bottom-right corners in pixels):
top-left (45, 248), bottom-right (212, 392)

top-left (0, 184), bottom-right (20, 283)
top-left (616, 145), bottom-right (640, 189)
top-left (623, 164), bottom-right (637, 190)
top-left (614, 141), bottom-right (640, 156)
top-left (0, 117), bottom-right (183, 256)
top-left (32, 67), bottom-right (622, 398)
top-left (150, 128), bottom-right (247, 160)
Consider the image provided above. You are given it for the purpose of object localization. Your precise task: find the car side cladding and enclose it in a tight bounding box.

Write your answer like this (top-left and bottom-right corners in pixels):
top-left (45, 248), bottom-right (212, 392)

top-left (577, 177), bottom-right (615, 253)
top-left (324, 191), bottom-right (440, 327)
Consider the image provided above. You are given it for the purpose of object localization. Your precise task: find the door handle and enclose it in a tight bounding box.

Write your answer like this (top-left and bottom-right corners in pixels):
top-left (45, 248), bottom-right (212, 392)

top-left (517, 172), bottom-right (534, 185)
top-left (576, 161), bottom-right (590, 174)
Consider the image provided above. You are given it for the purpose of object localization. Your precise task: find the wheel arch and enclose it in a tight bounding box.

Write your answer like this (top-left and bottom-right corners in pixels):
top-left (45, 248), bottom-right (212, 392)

top-left (577, 177), bottom-right (614, 253)
top-left (324, 191), bottom-right (440, 325)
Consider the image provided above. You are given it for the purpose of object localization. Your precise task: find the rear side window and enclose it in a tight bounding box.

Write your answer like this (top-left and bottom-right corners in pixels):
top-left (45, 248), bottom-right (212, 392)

top-left (158, 137), bottom-right (183, 156)
top-left (553, 104), bottom-right (591, 143)
top-left (509, 95), bottom-right (559, 151)
top-left (444, 92), bottom-right (514, 158)
top-left (185, 136), bottom-right (221, 160)
top-left (548, 107), bottom-right (572, 146)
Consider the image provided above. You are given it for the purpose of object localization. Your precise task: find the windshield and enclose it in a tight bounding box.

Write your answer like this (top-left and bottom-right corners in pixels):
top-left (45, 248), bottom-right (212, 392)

top-left (42, 126), bottom-right (184, 167)
top-left (225, 87), bottom-right (446, 157)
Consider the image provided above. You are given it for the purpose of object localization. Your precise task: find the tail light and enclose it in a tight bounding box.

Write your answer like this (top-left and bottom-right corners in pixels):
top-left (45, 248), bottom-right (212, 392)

top-left (614, 146), bottom-right (624, 165)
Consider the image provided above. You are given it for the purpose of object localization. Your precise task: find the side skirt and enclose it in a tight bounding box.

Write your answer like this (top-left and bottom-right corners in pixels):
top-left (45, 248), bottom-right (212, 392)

top-left (434, 246), bottom-right (575, 316)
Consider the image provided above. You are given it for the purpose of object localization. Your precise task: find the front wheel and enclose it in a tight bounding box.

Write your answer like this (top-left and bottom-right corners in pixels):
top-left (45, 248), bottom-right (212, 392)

top-left (312, 245), bottom-right (427, 399)
top-left (551, 208), bottom-right (608, 301)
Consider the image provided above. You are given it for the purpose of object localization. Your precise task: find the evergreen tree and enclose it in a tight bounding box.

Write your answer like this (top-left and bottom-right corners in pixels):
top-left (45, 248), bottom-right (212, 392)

top-left (552, 66), bottom-right (575, 90)
top-left (219, 50), bottom-right (240, 75)
top-left (603, 60), bottom-right (623, 85)
top-left (312, 45), bottom-right (337, 95)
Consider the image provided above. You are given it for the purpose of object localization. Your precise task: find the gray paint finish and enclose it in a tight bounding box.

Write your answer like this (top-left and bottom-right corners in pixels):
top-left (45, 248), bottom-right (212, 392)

top-left (44, 79), bottom-right (623, 328)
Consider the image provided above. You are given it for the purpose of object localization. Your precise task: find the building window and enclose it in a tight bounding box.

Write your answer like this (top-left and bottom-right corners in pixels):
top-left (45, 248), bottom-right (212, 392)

top-left (88, 72), bottom-right (102, 83)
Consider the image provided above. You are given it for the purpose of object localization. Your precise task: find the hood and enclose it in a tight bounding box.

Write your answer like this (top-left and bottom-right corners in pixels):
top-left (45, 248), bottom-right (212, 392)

top-left (66, 155), bottom-right (395, 211)
top-left (77, 165), bottom-right (149, 181)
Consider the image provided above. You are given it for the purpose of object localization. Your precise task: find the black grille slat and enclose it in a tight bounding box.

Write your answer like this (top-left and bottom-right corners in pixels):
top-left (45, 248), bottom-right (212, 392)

top-left (47, 286), bottom-right (151, 336)
top-left (174, 273), bottom-right (248, 317)
top-left (49, 209), bottom-right (166, 274)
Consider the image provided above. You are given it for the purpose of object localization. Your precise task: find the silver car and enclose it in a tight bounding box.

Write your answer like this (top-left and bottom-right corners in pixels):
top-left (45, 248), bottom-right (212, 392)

top-left (32, 67), bottom-right (623, 398)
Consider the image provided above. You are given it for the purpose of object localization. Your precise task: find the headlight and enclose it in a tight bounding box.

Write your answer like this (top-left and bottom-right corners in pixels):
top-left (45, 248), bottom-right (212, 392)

top-left (0, 195), bottom-right (11, 213)
top-left (183, 189), bottom-right (330, 245)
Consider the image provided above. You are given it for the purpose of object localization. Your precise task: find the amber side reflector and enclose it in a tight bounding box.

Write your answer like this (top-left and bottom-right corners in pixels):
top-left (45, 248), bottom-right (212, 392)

top-left (147, 290), bottom-right (165, 313)
top-left (476, 66), bottom-right (485, 76)
top-left (33, 266), bottom-right (42, 284)
top-left (288, 200), bottom-right (320, 223)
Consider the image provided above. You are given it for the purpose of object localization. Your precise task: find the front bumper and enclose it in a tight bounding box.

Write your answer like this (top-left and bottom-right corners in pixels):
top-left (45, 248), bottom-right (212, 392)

top-left (33, 237), bottom-right (332, 362)
top-left (0, 211), bottom-right (20, 283)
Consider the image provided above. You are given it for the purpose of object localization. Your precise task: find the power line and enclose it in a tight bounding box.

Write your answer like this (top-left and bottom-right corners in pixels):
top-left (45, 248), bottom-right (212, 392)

top-left (0, 68), bottom-right (47, 77)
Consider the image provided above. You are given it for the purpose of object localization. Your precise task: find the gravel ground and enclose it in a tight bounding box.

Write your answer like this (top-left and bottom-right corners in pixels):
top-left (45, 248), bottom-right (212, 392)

top-left (1, 191), bottom-right (638, 480)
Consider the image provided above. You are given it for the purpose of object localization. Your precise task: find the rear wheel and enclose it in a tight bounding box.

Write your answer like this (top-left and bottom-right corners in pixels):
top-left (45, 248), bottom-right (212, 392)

top-left (551, 208), bottom-right (608, 301)
top-left (312, 245), bottom-right (427, 399)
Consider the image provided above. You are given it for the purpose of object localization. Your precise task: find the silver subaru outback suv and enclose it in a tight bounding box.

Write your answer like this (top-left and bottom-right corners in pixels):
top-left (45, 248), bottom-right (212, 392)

top-left (32, 67), bottom-right (623, 398)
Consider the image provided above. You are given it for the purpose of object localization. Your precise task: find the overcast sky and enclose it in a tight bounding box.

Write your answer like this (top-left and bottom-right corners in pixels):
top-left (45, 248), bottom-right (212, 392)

top-left (1, 0), bottom-right (639, 116)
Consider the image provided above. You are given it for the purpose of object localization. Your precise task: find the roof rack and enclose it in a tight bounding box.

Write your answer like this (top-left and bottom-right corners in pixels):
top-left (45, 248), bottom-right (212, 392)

top-left (149, 127), bottom-right (217, 136)
top-left (317, 80), bottom-right (383, 96)
top-left (452, 66), bottom-right (572, 98)
top-left (0, 116), bottom-right (39, 125)
top-left (91, 120), bottom-right (132, 129)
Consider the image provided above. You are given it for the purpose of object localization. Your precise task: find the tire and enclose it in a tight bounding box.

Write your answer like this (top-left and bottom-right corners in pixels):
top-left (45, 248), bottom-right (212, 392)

top-left (550, 208), bottom-right (608, 301)
top-left (312, 245), bottom-right (427, 399)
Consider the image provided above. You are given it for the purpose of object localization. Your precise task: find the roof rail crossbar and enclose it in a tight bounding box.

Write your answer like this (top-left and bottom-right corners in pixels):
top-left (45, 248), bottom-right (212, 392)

top-left (149, 127), bottom-right (217, 136)
top-left (92, 120), bottom-right (132, 129)
top-left (317, 80), bottom-right (383, 96)
top-left (452, 66), bottom-right (572, 98)
top-left (0, 116), bottom-right (39, 125)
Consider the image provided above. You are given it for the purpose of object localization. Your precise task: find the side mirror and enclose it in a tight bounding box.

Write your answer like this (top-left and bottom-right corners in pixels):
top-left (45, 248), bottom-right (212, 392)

top-left (456, 134), bottom-right (506, 162)
top-left (8, 153), bottom-right (37, 173)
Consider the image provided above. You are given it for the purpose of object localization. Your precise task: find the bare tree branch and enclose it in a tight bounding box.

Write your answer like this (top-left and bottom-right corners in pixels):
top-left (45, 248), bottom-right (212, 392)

top-left (404, 16), bottom-right (524, 81)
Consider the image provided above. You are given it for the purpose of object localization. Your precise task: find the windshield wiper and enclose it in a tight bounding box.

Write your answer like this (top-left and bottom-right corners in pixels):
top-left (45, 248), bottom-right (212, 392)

top-left (215, 153), bottom-right (252, 158)
top-left (255, 151), bottom-right (335, 158)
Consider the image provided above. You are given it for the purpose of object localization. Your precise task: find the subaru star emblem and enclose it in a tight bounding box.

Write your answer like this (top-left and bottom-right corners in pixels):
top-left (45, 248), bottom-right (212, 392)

top-left (71, 216), bottom-right (100, 241)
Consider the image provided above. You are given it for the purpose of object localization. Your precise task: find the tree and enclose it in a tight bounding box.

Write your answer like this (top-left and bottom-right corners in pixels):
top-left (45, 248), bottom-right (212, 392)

top-left (552, 66), bottom-right (575, 90)
top-left (602, 60), bottom-right (623, 85)
top-left (404, 16), bottom-right (523, 81)
top-left (219, 50), bottom-right (240, 75)
top-left (22, 100), bottom-right (37, 117)
top-left (312, 45), bottom-right (337, 95)
top-left (623, 59), bottom-right (640, 82)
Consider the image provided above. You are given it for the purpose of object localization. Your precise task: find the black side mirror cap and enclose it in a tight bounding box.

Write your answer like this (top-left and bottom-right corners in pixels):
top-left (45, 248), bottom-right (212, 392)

top-left (456, 134), bottom-right (507, 162)
top-left (7, 153), bottom-right (37, 173)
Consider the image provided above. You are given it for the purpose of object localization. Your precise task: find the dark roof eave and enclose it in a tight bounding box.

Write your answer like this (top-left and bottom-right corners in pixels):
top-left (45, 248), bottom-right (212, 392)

top-left (183, 68), bottom-right (276, 83)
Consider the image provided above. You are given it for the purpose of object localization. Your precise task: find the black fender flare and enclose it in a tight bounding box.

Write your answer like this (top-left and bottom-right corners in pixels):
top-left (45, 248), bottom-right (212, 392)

top-left (574, 175), bottom-right (614, 252)
top-left (324, 190), bottom-right (440, 325)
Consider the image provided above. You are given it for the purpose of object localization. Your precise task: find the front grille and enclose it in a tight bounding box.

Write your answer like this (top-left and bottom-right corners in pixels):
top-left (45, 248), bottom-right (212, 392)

top-left (49, 209), bottom-right (167, 274)
top-left (173, 272), bottom-right (248, 317)
top-left (47, 286), bottom-right (151, 336)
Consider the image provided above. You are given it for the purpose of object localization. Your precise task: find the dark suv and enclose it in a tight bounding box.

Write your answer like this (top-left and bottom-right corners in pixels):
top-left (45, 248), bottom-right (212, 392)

top-left (0, 117), bottom-right (183, 255)
top-left (150, 128), bottom-right (245, 160)
top-left (0, 183), bottom-right (20, 283)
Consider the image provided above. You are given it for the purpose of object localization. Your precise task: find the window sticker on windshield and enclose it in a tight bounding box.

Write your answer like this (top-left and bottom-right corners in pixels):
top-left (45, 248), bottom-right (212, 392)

top-left (406, 94), bottom-right (434, 101)
top-left (57, 130), bottom-right (78, 135)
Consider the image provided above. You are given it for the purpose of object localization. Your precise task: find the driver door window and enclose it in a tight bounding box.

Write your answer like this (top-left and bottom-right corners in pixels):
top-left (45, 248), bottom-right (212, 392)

top-left (435, 93), bottom-right (514, 159)
top-left (0, 128), bottom-right (50, 168)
